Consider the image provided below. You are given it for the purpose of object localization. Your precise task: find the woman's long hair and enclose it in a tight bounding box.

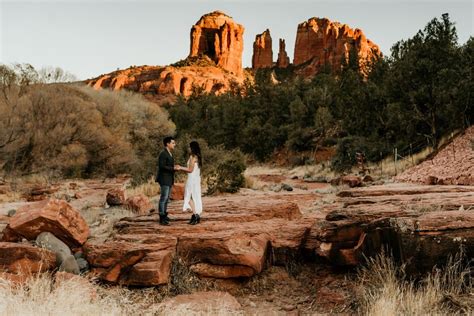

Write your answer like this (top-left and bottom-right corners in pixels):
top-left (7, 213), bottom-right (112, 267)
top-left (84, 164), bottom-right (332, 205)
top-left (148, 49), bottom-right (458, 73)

top-left (190, 141), bottom-right (202, 168)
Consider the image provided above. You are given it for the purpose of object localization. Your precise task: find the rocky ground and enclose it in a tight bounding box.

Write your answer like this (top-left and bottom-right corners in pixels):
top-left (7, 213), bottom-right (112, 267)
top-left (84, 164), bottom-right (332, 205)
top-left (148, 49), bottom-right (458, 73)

top-left (396, 126), bottom-right (474, 185)
top-left (0, 168), bottom-right (473, 314)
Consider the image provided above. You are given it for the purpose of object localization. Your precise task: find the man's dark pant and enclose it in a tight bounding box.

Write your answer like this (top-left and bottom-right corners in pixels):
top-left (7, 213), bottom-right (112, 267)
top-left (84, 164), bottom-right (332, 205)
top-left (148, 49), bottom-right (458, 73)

top-left (158, 185), bottom-right (172, 216)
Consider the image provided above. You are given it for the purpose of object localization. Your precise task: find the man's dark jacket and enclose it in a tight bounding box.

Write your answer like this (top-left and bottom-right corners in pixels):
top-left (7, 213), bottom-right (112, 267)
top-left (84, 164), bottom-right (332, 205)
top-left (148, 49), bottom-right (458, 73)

top-left (156, 149), bottom-right (174, 186)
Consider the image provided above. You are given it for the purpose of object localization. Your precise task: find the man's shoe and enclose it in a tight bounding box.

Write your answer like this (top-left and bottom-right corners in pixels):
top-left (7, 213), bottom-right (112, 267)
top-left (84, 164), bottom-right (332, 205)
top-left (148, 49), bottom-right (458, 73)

top-left (188, 214), bottom-right (196, 225)
top-left (164, 212), bottom-right (173, 222)
top-left (159, 215), bottom-right (170, 226)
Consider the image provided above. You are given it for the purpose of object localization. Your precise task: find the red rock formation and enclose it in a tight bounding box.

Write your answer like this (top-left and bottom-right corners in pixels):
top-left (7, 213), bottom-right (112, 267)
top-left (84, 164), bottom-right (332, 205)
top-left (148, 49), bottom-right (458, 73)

top-left (5, 199), bottom-right (89, 248)
top-left (293, 17), bottom-right (381, 76)
top-left (312, 184), bottom-right (474, 271)
top-left (86, 64), bottom-right (244, 103)
top-left (276, 39), bottom-right (290, 68)
top-left (395, 126), bottom-right (474, 185)
top-left (125, 194), bottom-right (154, 215)
top-left (252, 29), bottom-right (273, 69)
top-left (106, 188), bottom-right (125, 206)
top-left (84, 237), bottom-right (176, 286)
top-left (189, 11), bottom-right (244, 77)
top-left (0, 242), bottom-right (56, 283)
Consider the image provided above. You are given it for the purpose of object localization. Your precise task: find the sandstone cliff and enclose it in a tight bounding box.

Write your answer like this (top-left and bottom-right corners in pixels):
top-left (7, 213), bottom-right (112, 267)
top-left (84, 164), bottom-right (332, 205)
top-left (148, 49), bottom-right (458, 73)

top-left (86, 11), bottom-right (246, 103)
top-left (86, 13), bottom-right (382, 103)
top-left (293, 17), bottom-right (381, 76)
top-left (252, 29), bottom-right (273, 69)
top-left (189, 11), bottom-right (244, 77)
top-left (86, 62), bottom-right (244, 103)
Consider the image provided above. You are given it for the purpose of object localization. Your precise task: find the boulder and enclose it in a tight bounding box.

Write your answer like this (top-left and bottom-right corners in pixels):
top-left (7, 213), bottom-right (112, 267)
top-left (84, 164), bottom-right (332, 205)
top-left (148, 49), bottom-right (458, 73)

top-left (36, 232), bottom-right (72, 267)
top-left (177, 232), bottom-right (271, 278)
top-left (341, 176), bottom-right (362, 188)
top-left (125, 194), bottom-right (154, 215)
top-left (0, 242), bottom-right (56, 275)
top-left (58, 253), bottom-right (80, 274)
top-left (6, 199), bottom-right (89, 248)
top-left (106, 188), bottom-right (125, 206)
top-left (24, 185), bottom-right (59, 202)
top-left (84, 238), bottom-right (176, 286)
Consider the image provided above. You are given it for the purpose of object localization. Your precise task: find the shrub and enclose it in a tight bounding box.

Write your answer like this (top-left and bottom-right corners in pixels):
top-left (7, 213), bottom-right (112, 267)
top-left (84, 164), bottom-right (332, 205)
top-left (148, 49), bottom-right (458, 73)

top-left (205, 148), bottom-right (246, 194)
top-left (172, 135), bottom-right (247, 194)
top-left (0, 68), bottom-right (175, 180)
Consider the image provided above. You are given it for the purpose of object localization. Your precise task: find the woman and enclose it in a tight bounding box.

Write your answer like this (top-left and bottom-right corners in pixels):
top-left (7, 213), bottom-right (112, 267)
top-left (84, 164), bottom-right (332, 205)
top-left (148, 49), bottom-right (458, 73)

top-left (178, 141), bottom-right (203, 225)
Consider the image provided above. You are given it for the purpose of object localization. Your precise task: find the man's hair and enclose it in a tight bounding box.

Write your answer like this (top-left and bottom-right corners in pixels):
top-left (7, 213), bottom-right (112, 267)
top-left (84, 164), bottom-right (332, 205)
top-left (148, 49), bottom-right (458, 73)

top-left (163, 136), bottom-right (175, 147)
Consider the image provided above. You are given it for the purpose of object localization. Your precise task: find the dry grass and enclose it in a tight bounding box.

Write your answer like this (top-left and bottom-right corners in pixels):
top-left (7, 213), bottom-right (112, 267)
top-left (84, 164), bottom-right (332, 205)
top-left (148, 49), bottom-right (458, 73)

top-left (357, 251), bottom-right (473, 315)
top-left (243, 174), bottom-right (267, 191)
top-left (0, 191), bottom-right (22, 203)
top-left (0, 269), bottom-right (236, 315)
top-left (0, 273), bottom-right (163, 315)
top-left (125, 178), bottom-right (160, 198)
top-left (289, 163), bottom-right (336, 180)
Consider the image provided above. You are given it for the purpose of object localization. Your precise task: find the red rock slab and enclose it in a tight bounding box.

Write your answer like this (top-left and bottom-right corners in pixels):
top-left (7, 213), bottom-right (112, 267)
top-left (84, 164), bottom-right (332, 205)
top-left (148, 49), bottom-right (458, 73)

top-left (0, 242), bottom-right (56, 274)
top-left (7, 199), bottom-right (89, 248)
top-left (269, 218), bottom-right (312, 265)
top-left (122, 250), bottom-right (174, 286)
top-left (415, 211), bottom-right (474, 232)
top-left (337, 184), bottom-right (474, 198)
top-left (166, 196), bottom-right (302, 221)
top-left (84, 239), bottom-right (176, 286)
top-left (177, 232), bottom-right (271, 277)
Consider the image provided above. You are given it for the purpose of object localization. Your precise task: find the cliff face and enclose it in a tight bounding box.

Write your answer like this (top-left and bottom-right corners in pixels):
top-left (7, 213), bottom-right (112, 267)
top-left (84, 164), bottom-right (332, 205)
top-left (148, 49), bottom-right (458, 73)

top-left (252, 29), bottom-right (273, 69)
top-left (189, 11), bottom-right (245, 77)
top-left (293, 17), bottom-right (381, 76)
top-left (86, 11), bottom-right (246, 103)
top-left (86, 63), bottom-right (244, 104)
top-left (86, 13), bottom-right (382, 103)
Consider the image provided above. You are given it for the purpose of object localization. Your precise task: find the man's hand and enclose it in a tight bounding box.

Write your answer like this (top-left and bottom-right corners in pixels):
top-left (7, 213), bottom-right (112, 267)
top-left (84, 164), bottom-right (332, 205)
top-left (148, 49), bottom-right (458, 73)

top-left (174, 165), bottom-right (181, 171)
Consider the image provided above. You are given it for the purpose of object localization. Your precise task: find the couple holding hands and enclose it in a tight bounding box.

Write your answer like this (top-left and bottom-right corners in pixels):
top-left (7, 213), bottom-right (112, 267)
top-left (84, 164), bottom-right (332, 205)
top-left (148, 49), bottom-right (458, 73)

top-left (155, 136), bottom-right (203, 226)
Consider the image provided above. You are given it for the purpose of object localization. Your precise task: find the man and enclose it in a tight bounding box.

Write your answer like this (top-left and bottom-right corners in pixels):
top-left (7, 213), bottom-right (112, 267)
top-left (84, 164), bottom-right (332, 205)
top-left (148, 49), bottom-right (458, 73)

top-left (156, 136), bottom-right (180, 225)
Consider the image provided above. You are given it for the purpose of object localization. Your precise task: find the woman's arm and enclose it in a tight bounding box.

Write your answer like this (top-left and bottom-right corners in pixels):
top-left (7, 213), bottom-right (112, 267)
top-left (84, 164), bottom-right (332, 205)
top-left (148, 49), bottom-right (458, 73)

top-left (179, 156), bottom-right (196, 173)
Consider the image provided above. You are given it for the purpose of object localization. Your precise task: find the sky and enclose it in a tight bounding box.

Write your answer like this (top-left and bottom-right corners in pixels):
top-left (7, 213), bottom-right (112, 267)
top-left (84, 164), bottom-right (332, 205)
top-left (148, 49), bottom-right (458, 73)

top-left (1, 0), bottom-right (472, 80)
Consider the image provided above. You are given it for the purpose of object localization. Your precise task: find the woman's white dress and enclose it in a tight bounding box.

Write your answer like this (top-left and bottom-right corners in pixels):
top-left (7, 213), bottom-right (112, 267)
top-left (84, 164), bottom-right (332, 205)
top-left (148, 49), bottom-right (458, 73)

top-left (182, 158), bottom-right (202, 215)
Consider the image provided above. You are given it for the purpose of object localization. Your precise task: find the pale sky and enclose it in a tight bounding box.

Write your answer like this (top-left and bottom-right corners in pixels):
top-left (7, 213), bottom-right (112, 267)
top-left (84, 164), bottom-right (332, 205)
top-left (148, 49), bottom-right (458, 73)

top-left (1, 0), bottom-right (472, 80)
